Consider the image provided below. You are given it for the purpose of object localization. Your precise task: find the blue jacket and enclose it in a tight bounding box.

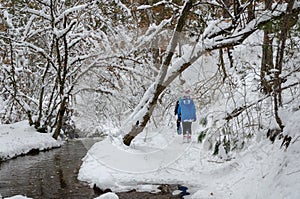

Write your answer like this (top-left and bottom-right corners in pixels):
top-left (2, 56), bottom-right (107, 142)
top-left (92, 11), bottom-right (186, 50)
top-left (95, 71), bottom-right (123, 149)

top-left (178, 97), bottom-right (196, 122)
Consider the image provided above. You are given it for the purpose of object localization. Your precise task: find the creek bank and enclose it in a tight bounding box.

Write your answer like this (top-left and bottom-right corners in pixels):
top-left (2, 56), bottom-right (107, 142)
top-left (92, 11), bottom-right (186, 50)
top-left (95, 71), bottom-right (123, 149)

top-left (0, 138), bottom-right (189, 199)
top-left (0, 121), bottom-right (61, 161)
top-left (0, 145), bottom-right (61, 163)
top-left (94, 184), bottom-right (189, 199)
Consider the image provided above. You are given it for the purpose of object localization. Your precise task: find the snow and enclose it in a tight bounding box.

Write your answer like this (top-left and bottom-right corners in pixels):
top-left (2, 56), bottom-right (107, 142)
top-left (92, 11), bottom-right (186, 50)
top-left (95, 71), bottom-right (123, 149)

top-left (1, 2), bottom-right (300, 199)
top-left (77, 29), bottom-right (300, 198)
top-left (94, 192), bottom-right (119, 199)
top-left (0, 121), bottom-right (61, 161)
top-left (78, 123), bottom-right (300, 198)
top-left (3, 196), bottom-right (32, 199)
top-left (281, 109), bottom-right (300, 137)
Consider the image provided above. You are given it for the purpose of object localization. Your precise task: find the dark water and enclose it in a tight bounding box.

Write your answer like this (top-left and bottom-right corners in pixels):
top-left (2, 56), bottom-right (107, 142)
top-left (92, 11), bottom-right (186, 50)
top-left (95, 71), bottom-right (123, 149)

top-left (0, 139), bottom-right (99, 199)
top-left (0, 139), bottom-right (183, 199)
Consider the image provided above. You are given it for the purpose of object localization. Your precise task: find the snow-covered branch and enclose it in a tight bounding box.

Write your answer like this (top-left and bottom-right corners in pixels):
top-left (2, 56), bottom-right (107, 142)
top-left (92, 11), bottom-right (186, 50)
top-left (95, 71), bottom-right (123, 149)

top-left (54, 4), bottom-right (89, 24)
top-left (134, 17), bottom-right (173, 51)
top-left (165, 1), bottom-right (300, 85)
top-left (24, 8), bottom-right (51, 21)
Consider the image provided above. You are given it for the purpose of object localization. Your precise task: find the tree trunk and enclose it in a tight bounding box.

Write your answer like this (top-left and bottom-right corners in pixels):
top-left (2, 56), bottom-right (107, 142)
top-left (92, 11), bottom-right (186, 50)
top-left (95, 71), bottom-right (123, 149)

top-left (274, 0), bottom-right (296, 106)
top-left (218, 48), bottom-right (227, 82)
top-left (271, 0), bottom-right (296, 130)
top-left (247, 0), bottom-right (255, 22)
top-left (233, 0), bottom-right (241, 23)
top-left (123, 84), bottom-right (166, 145)
top-left (222, 0), bottom-right (231, 18)
top-left (52, 97), bottom-right (68, 139)
top-left (260, 0), bottom-right (274, 94)
top-left (123, 0), bottom-right (194, 146)
top-left (52, 14), bottom-right (72, 139)
top-left (261, 27), bottom-right (274, 93)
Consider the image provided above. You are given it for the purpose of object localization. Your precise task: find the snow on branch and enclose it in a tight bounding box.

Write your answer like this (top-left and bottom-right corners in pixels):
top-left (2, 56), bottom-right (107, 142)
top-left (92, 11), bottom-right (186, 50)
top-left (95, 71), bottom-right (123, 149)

top-left (23, 15), bottom-right (36, 41)
top-left (204, 4), bottom-right (300, 50)
top-left (203, 1), bottom-right (300, 44)
top-left (70, 55), bottom-right (122, 86)
top-left (123, 0), bottom-right (193, 128)
top-left (53, 19), bottom-right (77, 39)
top-left (134, 18), bottom-right (172, 51)
top-left (164, 1), bottom-right (300, 94)
top-left (24, 8), bottom-right (51, 21)
top-left (136, 1), bottom-right (171, 11)
top-left (125, 83), bottom-right (156, 125)
top-left (20, 42), bottom-right (55, 66)
top-left (203, 19), bottom-right (233, 39)
top-left (115, 0), bottom-right (131, 16)
top-left (224, 81), bottom-right (300, 121)
top-left (54, 4), bottom-right (89, 24)
top-left (68, 54), bottom-right (96, 67)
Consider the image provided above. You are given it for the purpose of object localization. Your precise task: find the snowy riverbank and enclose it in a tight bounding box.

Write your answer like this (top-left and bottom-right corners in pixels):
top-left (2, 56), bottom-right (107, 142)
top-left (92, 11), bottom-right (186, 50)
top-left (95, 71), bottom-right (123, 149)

top-left (78, 125), bottom-right (300, 199)
top-left (0, 121), bottom-right (61, 161)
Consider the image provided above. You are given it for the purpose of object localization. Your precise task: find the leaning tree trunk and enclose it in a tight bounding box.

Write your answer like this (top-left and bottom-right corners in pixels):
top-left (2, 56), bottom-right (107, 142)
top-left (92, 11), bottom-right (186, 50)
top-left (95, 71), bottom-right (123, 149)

top-left (123, 0), bottom-right (194, 146)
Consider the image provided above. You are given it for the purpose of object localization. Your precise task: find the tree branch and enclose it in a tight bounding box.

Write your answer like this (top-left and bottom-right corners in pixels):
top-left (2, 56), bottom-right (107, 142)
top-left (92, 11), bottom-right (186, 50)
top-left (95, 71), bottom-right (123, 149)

top-left (224, 81), bottom-right (300, 121)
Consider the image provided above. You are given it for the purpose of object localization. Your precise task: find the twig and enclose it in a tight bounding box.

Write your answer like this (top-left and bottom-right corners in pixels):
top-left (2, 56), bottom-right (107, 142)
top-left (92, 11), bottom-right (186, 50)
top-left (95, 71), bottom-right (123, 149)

top-left (292, 135), bottom-right (300, 144)
top-left (225, 81), bottom-right (300, 121)
top-left (287, 169), bottom-right (300, 176)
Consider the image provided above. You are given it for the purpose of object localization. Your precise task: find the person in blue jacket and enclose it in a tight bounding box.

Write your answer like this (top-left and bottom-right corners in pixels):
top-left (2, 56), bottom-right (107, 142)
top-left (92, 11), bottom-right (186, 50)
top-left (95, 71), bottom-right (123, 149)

top-left (177, 89), bottom-right (196, 143)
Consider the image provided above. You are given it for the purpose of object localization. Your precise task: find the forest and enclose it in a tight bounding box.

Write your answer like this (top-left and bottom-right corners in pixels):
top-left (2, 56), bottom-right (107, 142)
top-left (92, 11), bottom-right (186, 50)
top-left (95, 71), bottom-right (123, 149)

top-left (1, 0), bottom-right (299, 151)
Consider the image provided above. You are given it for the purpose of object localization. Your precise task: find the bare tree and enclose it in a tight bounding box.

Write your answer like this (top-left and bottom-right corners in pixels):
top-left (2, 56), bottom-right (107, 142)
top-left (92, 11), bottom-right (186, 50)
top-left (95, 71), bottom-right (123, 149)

top-left (0, 0), bottom-right (126, 138)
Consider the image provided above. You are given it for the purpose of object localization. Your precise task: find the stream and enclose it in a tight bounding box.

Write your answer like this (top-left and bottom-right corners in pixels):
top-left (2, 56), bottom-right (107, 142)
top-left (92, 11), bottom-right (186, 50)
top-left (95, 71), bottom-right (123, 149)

top-left (0, 139), bottom-right (183, 199)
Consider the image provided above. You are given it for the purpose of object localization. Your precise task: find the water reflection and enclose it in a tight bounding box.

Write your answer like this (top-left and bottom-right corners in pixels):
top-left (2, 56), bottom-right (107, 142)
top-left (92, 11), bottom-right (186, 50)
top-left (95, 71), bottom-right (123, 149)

top-left (0, 138), bottom-right (184, 199)
top-left (0, 139), bottom-right (100, 199)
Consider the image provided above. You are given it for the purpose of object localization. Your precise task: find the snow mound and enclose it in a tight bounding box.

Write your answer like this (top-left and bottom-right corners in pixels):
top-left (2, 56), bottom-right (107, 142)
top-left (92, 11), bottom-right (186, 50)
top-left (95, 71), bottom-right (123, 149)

top-left (4, 195), bottom-right (32, 199)
top-left (94, 192), bottom-right (119, 199)
top-left (0, 121), bottom-right (61, 160)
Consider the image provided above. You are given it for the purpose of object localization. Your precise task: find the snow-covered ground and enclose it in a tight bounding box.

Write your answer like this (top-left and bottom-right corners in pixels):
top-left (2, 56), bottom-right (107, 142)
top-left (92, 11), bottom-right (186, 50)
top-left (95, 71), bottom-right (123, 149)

top-left (0, 121), bottom-right (61, 161)
top-left (76, 28), bottom-right (300, 198)
top-left (1, 19), bottom-right (299, 199)
top-left (78, 117), bottom-right (300, 199)
top-left (1, 119), bottom-right (299, 199)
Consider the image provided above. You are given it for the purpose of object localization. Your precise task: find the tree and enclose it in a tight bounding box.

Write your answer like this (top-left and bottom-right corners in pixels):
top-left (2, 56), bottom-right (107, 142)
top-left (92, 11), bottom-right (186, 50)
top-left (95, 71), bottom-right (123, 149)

top-left (273, 0), bottom-right (297, 130)
top-left (0, 0), bottom-right (126, 138)
top-left (123, 0), bottom-right (194, 145)
top-left (1, 0), bottom-right (299, 145)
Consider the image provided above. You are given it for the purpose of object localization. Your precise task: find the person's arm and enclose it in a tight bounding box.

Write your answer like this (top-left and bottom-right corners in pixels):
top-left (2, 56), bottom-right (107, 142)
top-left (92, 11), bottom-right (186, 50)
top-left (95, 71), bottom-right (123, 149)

top-left (174, 101), bottom-right (179, 115)
top-left (177, 100), bottom-right (181, 117)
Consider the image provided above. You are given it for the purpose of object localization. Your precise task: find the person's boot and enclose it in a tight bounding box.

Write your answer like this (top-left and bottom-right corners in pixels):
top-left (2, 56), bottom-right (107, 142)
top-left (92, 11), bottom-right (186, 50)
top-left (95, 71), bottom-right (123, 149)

top-left (183, 135), bottom-right (187, 143)
top-left (187, 134), bottom-right (191, 143)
